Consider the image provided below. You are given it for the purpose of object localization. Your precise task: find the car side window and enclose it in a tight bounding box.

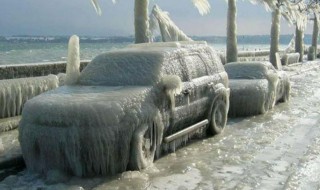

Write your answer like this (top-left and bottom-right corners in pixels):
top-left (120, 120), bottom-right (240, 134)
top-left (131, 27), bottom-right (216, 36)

top-left (183, 54), bottom-right (208, 80)
top-left (203, 48), bottom-right (224, 74)
top-left (162, 57), bottom-right (188, 82)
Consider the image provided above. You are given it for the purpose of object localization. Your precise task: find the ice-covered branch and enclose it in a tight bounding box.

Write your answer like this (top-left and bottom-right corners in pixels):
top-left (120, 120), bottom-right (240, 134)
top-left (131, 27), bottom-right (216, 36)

top-left (192, 0), bottom-right (211, 15)
top-left (151, 5), bottom-right (193, 42)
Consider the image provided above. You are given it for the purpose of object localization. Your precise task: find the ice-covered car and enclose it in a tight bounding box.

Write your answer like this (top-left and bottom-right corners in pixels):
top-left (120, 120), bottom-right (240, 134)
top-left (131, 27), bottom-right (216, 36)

top-left (224, 62), bottom-right (290, 117)
top-left (19, 41), bottom-right (230, 176)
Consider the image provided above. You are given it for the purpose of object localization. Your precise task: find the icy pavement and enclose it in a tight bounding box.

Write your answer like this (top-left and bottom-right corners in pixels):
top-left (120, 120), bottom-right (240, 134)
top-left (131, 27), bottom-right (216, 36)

top-left (1, 61), bottom-right (320, 189)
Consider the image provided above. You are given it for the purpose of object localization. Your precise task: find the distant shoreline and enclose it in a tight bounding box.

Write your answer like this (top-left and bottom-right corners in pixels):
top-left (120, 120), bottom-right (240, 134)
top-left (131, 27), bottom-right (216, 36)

top-left (0, 34), bottom-right (314, 45)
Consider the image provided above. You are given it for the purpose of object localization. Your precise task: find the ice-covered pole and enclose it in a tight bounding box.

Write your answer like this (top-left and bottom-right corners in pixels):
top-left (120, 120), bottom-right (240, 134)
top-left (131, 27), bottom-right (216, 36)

top-left (269, 9), bottom-right (281, 67)
top-left (135, 0), bottom-right (150, 43)
top-left (226, 0), bottom-right (238, 63)
top-left (65, 35), bottom-right (80, 85)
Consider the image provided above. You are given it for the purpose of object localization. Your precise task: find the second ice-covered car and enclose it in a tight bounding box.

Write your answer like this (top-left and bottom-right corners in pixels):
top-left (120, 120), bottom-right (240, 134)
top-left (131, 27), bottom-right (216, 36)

top-left (224, 61), bottom-right (290, 117)
top-left (19, 41), bottom-right (229, 176)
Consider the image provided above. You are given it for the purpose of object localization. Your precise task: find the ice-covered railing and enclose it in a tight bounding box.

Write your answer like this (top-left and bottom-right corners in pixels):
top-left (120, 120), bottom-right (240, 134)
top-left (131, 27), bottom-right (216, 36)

top-left (0, 75), bottom-right (61, 119)
top-left (0, 60), bottom-right (90, 80)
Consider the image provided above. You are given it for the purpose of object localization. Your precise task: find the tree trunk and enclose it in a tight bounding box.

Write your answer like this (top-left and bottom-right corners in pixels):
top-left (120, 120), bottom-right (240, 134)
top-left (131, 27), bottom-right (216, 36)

top-left (134, 0), bottom-right (150, 44)
top-left (312, 13), bottom-right (319, 57)
top-left (269, 9), bottom-right (280, 67)
top-left (295, 25), bottom-right (304, 62)
top-left (226, 0), bottom-right (238, 63)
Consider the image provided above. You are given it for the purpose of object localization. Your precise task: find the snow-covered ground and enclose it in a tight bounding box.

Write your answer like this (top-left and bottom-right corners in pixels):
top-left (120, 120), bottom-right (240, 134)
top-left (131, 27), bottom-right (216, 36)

top-left (0, 61), bottom-right (320, 190)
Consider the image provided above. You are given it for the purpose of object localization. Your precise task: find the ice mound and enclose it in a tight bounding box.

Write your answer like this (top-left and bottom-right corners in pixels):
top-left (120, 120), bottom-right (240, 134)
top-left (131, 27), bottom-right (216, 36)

top-left (0, 75), bottom-right (59, 119)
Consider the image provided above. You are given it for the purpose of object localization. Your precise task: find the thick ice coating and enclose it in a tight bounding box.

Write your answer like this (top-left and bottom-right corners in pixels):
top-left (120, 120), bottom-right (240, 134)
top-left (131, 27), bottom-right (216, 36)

top-left (225, 62), bottom-right (290, 117)
top-left (0, 75), bottom-right (59, 119)
top-left (19, 42), bottom-right (229, 177)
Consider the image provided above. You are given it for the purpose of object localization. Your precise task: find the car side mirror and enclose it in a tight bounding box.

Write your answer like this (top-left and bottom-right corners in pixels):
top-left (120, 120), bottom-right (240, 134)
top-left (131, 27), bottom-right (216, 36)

top-left (160, 75), bottom-right (182, 110)
top-left (161, 75), bottom-right (182, 95)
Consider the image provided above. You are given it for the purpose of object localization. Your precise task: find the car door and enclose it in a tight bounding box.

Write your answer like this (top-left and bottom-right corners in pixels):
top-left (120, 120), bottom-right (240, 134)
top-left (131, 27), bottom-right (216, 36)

top-left (168, 53), bottom-right (214, 133)
top-left (161, 55), bottom-right (192, 136)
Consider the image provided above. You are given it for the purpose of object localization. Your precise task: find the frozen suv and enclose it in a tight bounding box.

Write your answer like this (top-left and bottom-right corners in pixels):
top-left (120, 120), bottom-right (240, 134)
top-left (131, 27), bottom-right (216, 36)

top-left (19, 41), bottom-right (229, 176)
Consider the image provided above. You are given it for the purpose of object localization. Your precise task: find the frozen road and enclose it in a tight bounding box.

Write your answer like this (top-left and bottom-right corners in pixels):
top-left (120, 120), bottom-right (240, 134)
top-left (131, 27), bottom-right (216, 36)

top-left (1, 61), bottom-right (320, 190)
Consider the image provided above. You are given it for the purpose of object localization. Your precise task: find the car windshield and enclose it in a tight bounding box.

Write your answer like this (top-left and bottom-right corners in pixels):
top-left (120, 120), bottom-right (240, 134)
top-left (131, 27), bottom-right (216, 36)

top-left (225, 62), bottom-right (273, 80)
top-left (78, 51), bottom-right (164, 86)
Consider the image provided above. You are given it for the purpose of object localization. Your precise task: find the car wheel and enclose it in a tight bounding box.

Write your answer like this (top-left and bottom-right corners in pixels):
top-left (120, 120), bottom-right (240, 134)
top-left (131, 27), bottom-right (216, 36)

top-left (208, 97), bottom-right (227, 135)
top-left (129, 121), bottom-right (158, 170)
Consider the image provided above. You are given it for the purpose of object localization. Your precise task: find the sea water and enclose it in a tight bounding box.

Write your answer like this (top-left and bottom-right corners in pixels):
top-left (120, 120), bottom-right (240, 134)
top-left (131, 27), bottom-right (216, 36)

top-left (0, 37), bottom-right (290, 65)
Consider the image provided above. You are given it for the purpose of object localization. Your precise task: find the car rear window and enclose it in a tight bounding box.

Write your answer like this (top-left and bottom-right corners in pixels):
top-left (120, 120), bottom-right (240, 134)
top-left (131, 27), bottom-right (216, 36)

top-left (78, 51), bottom-right (164, 86)
top-left (225, 62), bottom-right (271, 79)
top-left (183, 54), bottom-right (208, 79)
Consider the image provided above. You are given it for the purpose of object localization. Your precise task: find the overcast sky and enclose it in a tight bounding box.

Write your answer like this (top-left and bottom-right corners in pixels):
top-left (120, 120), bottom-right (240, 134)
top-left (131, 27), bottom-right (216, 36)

top-left (0, 0), bottom-right (314, 36)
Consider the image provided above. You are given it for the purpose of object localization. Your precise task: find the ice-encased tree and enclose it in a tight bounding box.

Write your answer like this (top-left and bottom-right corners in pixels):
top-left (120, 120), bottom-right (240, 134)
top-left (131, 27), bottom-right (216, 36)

top-left (308, 2), bottom-right (320, 56)
top-left (312, 12), bottom-right (319, 56)
top-left (251, 0), bottom-right (304, 67)
top-left (90, 0), bottom-right (210, 43)
top-left (134, 0), bottom-right (150, 43)
top-left (293, 2), bottom-right (308, 62)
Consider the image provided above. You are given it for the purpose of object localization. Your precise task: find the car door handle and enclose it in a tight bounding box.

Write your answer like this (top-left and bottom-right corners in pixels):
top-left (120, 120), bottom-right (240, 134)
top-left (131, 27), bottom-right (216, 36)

top-left (208, 82), bottom-right (214, 87)
top-left (183, 89), bottom-right (192, 95)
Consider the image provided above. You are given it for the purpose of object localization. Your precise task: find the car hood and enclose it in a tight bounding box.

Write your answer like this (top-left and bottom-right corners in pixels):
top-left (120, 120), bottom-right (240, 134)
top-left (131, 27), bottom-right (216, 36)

top-left (19, 85), bottom-right (159, 176)
top-left (21, 85), bottom-right (154, 127)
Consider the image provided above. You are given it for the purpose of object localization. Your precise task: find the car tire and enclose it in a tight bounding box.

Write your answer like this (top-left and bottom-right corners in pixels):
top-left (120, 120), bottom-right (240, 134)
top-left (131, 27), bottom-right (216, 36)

top-left (129, 116), bottom-right (162, 170)
top-left (208, 97), bottom-right (227, 135)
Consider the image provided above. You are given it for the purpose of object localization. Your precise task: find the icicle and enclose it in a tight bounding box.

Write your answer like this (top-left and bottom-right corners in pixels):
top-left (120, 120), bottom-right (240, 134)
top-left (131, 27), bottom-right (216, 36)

top-left (90, 0), bottom-right (102, 16)
top-left (192, 0), bottom-right (211, 15)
